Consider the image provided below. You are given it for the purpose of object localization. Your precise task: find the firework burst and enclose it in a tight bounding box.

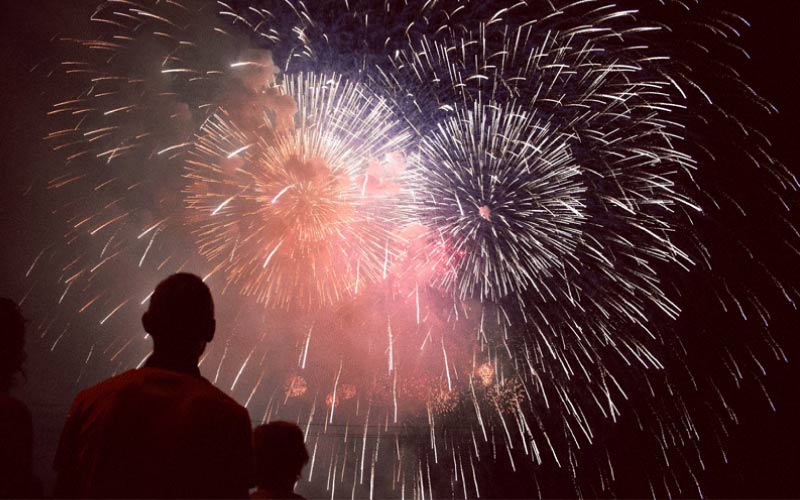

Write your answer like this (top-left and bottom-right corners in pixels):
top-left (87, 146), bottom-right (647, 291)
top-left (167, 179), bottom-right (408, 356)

top-left (403, 101), bottom-right (587, 302)
top-left (185, 72), bottom-right (411, 308)
top-left (31, 0), bottom-right (799, 498)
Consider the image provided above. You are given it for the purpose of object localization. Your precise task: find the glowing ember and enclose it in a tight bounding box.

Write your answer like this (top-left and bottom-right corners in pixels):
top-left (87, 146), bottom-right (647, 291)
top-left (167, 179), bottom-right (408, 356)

top-left (476, 362), bottom-right (495, 387)
top-left (284, 375), bottom-right (308, 398)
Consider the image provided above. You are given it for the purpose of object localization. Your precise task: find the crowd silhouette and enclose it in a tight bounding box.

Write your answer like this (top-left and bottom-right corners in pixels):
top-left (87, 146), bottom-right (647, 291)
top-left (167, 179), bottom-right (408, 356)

top-left (1, 274), bottom-right (310, 499)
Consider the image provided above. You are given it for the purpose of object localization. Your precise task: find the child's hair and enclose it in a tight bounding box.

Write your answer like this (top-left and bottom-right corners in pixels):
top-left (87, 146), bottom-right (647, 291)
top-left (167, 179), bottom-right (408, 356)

top-left (253, 421), bottom-right (310, 488)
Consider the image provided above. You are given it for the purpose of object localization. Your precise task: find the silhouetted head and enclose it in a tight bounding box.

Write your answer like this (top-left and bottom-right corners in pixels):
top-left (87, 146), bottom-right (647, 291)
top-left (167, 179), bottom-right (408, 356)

top-left (254, 421), bottom-right (309, 491)
top-left (142, 273), bottom-right (215, 359)
top-left (0, 298), bottom-right (26, 394)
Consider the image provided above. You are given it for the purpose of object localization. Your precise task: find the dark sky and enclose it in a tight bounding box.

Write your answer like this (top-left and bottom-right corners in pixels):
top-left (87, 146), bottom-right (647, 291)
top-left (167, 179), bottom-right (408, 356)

top-left (1, 1), bottom-right (799, 498)
top-left (691, 2), bottom-right (800, 497)
top-left (659, 2), bottom-right (800, 492)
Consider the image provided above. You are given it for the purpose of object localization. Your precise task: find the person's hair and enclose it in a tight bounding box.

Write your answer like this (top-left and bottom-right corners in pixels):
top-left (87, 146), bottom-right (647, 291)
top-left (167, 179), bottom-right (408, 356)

top-left (253, 421), bottom-right (310, 489)
top-left (0, 298), bottom-right (26, 393)
top-left (142, 273), bottom-right (215, 345)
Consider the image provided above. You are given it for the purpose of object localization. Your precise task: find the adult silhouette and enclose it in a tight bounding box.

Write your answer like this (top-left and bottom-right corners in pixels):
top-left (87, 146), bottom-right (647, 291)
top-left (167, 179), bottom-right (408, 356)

top-left (0, 298), bottom-right (41, 498)
top-left (54, 273), bottom-right (253, 498)
top-left (251, 421), bottom-right (309, 500)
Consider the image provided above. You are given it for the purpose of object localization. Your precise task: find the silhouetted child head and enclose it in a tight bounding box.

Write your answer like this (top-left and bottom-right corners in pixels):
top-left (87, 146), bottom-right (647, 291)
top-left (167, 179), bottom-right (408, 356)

top-left (0, 298), bottom-right (26, 394)
top-left (142, 273), bottom-right (216, 354)
top-left (253, 421), bottom-right (310, 491)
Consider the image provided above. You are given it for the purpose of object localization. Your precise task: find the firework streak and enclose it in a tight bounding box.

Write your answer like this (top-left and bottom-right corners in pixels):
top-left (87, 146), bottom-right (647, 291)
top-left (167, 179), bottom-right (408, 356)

top-left (34, 0), bottom-right (798, 497)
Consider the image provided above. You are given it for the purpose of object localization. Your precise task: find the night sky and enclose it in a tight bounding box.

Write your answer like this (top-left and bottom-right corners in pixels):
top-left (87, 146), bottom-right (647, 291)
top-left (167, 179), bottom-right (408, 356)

top-left (2, 1), bottom-right (799, 498)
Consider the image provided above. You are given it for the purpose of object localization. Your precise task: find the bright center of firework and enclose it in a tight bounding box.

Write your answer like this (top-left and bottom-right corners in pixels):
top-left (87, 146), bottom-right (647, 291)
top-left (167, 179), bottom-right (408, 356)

top-left (262, 155), bottom-right (350, 245)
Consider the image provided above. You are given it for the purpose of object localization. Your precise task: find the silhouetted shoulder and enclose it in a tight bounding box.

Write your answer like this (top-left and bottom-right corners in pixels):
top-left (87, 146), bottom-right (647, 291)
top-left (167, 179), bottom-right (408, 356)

top-left (57, 366), bottom-right (252, 498)
top-left (72, 367), bottom-right (246, 416)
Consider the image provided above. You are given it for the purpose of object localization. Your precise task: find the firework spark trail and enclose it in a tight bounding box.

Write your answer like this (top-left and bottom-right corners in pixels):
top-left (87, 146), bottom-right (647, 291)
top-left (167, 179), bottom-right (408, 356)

top-left (33, 0), bottom-right (800, 498)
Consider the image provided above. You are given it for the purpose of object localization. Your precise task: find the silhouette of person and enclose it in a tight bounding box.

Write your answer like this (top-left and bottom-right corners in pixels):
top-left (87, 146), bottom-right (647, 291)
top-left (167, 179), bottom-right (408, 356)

top-left (0, 298), bottom-right (41, 499)
top-left (54, 273), bottom-right (253, 498)
top-left (251, 421), bottom-right (309, 500)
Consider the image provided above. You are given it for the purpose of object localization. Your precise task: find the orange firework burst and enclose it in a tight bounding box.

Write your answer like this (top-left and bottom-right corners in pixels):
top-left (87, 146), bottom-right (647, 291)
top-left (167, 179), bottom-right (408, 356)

top-left (338, 383), bottom-right (357, 400)
top-left (427, 383), bottom-right (459, 415)
top-left (324, 392), bottom-right (338, 408)
top-left (487, 377), bottom-right (525, 414)
top-left (476, 362), bottom-right (495, 386)
top-left (184, 72), bottom-right (411, 308)
top-left (284, 375), bottom-right (308, 398)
